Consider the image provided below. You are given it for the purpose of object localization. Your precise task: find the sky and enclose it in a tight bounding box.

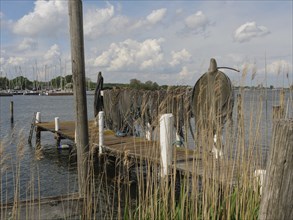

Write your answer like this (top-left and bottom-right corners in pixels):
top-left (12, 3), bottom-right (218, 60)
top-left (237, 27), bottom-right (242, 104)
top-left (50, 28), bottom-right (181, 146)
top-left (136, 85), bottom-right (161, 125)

top-left (0, 0), bottom-right (292, 87)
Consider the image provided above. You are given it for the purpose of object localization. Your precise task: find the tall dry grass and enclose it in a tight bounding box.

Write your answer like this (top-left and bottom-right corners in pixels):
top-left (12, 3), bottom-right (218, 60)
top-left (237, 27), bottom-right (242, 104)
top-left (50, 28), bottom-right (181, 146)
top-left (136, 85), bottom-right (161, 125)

top-left (0, 87), bottom-right (291, 219)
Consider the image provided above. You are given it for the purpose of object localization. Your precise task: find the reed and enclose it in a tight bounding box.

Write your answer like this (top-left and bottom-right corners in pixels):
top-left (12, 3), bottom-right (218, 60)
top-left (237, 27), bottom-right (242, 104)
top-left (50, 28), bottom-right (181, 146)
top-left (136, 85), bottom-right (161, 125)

top-left (0, 87), bottom-right (291, 219)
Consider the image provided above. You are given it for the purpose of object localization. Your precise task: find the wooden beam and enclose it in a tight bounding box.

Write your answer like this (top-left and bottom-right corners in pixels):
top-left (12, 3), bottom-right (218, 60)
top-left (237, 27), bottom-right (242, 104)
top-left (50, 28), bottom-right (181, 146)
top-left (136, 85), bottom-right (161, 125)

top-left (68, 0), bottom-right (89, 198)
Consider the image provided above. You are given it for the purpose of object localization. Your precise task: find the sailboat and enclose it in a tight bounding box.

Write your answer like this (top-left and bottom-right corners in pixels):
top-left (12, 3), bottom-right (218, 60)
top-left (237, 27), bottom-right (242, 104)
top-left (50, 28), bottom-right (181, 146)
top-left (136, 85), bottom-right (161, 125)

top-left (45, 59), bottom-right (73, 96)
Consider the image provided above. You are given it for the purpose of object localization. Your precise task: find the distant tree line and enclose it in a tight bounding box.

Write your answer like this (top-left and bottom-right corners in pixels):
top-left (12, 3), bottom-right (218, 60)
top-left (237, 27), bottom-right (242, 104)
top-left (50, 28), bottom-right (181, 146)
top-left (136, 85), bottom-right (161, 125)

top-left (129, 79), bottom-right (160, 90)
top-left (103, 79), bottom-right (167, 90)
top-left (0, 75), bottom-right (192, 91)
top-left (0, 75), bottom-right (75, 91)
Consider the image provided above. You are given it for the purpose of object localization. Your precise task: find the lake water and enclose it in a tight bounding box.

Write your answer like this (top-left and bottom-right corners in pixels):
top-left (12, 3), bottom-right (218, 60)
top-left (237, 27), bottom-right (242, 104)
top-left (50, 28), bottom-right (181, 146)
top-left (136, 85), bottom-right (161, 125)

top-left (0, 89), bottom-right (292, 204)
top-left (0, 95), bottom-right (96, 203)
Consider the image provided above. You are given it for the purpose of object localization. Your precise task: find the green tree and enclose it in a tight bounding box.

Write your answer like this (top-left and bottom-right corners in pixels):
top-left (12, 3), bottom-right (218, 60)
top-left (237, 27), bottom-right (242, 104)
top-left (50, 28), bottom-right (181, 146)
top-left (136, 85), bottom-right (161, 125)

top-left (11, 76), bottom-right (33, 90)
top-left (0, 77), bottom-right (9, 90)
top-left (50, 76), bottom-right (65, 89)
top-left (64, 74), bottom-right (73, 84)
top-left (130, 78), bottom-right (142, 89)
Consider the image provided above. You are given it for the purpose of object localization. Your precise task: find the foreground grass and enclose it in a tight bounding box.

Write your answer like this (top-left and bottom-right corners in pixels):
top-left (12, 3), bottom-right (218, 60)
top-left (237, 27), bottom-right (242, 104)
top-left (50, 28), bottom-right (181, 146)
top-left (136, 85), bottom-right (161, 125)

top-left (1, 88), bottom-right (289, 219)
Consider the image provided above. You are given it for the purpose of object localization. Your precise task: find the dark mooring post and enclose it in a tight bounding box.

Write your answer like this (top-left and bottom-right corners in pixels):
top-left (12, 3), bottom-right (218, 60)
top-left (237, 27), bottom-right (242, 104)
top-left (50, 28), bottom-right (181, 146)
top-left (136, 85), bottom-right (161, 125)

top-left (68, 0), bottom-right (89, 198)
top-left (10, 101), bottom-right (14, 123)
top-left (35, 128), bottom-right (41, 149)
top-left (259, 119), bottom-right (293, 220)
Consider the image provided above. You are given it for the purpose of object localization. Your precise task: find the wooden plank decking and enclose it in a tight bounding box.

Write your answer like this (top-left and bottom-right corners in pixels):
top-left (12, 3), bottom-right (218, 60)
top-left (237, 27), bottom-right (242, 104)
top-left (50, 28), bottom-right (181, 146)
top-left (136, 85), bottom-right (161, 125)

top-left (34, 120), bottom-right (259, 185)
top-left (35, 120), bottom-right (200, 165)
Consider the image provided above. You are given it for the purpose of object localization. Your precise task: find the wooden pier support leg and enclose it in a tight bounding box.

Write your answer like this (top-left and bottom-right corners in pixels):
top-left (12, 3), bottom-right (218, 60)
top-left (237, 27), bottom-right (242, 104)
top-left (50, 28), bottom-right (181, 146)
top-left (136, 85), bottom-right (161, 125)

top-left (98, 111), bottom-right (104, 155)
top-left (160, 113), bottom-right (174, 178)
top-left (35, 128), bottom-right (41, 149)
top-left (259, 120), bottom-right (293, 220)
top-left (56, 134), bottom-right (61, 148)
top-left (10, 101), bottom-right (14, 123)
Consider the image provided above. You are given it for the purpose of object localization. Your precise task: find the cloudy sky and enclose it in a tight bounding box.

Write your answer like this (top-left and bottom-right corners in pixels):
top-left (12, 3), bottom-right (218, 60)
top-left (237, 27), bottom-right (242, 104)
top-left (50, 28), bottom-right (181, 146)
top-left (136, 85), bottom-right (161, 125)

top-left (0, 0), bottom-right (292, 87)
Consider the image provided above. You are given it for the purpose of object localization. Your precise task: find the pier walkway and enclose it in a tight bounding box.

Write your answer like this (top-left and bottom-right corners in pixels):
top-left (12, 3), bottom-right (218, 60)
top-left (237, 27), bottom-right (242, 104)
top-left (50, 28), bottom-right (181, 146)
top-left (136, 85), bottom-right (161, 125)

top-left (33, 119), bottom-right (257, 185)
top-left (34, 120), bottom-right (199, 165)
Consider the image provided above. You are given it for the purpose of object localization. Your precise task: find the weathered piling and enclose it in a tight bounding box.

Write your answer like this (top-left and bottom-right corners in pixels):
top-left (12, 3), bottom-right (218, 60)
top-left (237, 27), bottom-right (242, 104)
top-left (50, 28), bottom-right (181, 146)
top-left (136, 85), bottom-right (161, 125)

top-left (35, 129), bottom-right (41, 148)
top-left (10, 101), bottom-right (14, 123)
top-left (68, 0), bottom-right (89, 199)
top-left (35, 112), bottom-right (41, 148)
top-left (259, 119), bottom-right (293, 220)
top-left (54, 117), bottom-right (61, 147)
top-left (160, 113), bottom-right (174, 177)
top-left (28, 112), bottom-right (37, 144)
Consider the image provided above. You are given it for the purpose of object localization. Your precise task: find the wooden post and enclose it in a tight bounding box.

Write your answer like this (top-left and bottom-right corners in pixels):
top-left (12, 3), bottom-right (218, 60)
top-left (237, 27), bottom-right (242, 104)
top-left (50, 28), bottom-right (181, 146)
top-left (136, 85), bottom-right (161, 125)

top-left (254, 169), bottom-right (266, 195)
top-left (98, 111), bottom-right (104, 155)
top-left (36, 112), bottom-right (41, 123)
top-left (28, 112), bottom-right (37, 144)
top-left (55, 117), bottom-right (60, 148)
top-left (146, 123), bottom-right (152, 141)
top-left (68, 0), bottom-right (89, 198)
top-left (10, 101), bottom-right (14, 123)
top-left (56, 135), bottom-right (61, 148)
top-left (160, 113), bottom-right (174, 177)
top-left (55, 117), bottom-right (60, 131)
top-left (259, 120), bottom-right (293, 220)
top-left (36, 128), bottom-right (41, 149)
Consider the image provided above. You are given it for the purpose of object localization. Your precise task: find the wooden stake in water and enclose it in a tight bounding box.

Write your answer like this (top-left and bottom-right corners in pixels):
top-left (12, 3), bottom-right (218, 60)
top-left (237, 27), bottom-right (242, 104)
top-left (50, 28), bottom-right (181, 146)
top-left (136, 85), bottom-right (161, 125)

top-left (10, 101), bottom-right (14, 123)
top-left (36, 128), bottom-right (41, 149)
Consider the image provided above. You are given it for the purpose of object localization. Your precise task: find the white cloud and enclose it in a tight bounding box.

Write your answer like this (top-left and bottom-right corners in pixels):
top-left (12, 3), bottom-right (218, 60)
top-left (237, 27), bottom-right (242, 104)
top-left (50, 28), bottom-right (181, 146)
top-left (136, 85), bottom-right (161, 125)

top-left (131, 8), bottom-right (167, 29)
top-left (94, 38), bottom-right (165, 71)
top-left (83, 3), bottom-right (118, 38)
top-left (233, 21), bottom-right (270, 43)
top-left (267, 60), bottom-right (291, 75)
top-left (18, 38), bottom-right (38, 51)
top-left (7, 56), bottom-right (27, 66)
top-left (146, 8), bottom-right (167, 24)
top-left (184, 11), bottom-right (210, 33)
top-left (179, 66), bottom-right (190, 78)
top-left (13, 0), bottom-right (67, 37)
top-left (83, 4), bottom-right (166, 39)
top-left (44, 44), bottom-right (61, 61)
top-left (169, 49), bottom-right (191, 66)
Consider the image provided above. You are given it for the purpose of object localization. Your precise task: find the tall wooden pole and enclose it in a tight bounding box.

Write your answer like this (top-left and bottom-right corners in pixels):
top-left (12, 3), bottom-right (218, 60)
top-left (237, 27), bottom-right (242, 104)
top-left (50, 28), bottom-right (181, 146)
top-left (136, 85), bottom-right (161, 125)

top-left (259, 120), bottom-right (293, 220)
top-left (68, 0), bottom-right (89, 198)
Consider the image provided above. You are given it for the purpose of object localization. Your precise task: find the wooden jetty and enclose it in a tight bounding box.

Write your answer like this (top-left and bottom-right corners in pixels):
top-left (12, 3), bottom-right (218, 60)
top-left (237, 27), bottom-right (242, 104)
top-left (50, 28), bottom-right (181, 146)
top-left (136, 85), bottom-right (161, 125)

top-left (33, 117), bottom-right (257, 186)
top-left (34, 119), bottom-right (199, 164)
